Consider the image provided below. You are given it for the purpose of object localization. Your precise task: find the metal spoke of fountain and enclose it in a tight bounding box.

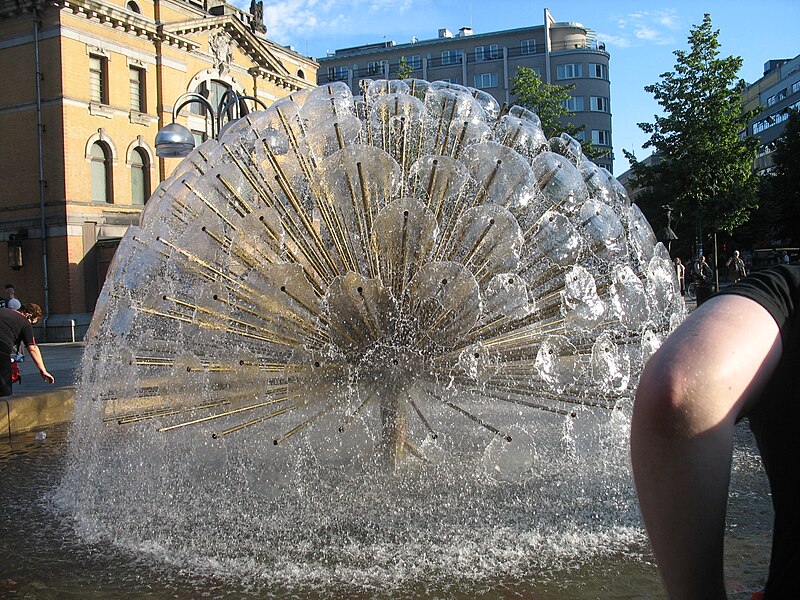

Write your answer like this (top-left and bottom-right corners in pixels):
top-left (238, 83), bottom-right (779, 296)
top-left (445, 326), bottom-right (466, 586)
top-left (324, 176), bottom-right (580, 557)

top-left (81, 80), bottom-right (685, 470)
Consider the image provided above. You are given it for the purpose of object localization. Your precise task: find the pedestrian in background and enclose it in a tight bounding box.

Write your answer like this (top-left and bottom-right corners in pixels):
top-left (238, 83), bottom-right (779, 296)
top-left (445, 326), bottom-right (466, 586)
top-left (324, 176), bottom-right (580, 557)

top-left (692, 255), bottom-right (714, 305)
top-left (0, 283), bottom-right (17, 309)
top-left (726, 250), bottom-right (747, 283)
top-left (674, 257), bottom-right (686, 296)
top-left (0, 303), bottom-right (54, 396)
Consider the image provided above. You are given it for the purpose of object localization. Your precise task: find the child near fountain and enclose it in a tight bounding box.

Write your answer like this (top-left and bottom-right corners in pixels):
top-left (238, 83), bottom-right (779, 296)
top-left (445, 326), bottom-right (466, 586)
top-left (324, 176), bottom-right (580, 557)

top-left (0, 303), bottom-right (55, 396)
top-left (631, 263), bottom-right (800, 599)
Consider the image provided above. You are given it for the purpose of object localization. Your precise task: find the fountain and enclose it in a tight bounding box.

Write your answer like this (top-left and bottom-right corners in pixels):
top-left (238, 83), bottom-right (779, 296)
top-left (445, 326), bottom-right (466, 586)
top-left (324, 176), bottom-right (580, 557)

top-left (54, 80), bottom-right (688, 594)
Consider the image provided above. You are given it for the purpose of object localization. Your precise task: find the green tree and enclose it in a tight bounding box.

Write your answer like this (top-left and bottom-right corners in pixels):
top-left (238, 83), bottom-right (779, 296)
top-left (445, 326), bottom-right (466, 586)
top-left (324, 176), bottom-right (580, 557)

top-left (625, 14), bottom-right (760, 238)
top-left (510, 66), bottom-right (604, 159)
top-left (397, 56), bottom-right (413, 80)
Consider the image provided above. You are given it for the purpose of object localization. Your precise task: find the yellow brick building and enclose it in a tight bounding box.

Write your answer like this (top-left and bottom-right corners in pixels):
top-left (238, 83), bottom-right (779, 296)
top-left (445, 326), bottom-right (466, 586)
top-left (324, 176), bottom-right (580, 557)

top-left (0, 0), bottom-right (316, 340)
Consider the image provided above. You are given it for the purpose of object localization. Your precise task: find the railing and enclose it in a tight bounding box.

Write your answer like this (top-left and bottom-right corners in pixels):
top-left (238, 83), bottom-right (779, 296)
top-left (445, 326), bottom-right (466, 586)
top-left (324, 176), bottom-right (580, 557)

top-left (320, 72), bottom-right (349, 83)
top-left (352, 66), bottom-right (385, 78)
top-left (427, 55), bottom-right (464, 69)
top-left (506, 46), bottom-right (545, 59)
top-left (473, 51), bottom-right (502, 62)
top-left (550, 40), bottom-right (608, 52)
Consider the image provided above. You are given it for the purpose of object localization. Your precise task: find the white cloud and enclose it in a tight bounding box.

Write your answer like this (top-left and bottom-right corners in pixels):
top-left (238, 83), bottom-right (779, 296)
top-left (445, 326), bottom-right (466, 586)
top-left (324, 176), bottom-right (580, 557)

top-left (605, 9), bottom-right (680, 49)
top-left (635, 26), bottom-right (659, 42)
top-left (248, 0), bottom-right (415, 48)
top-left (597, 33), bottom-right (631, 49)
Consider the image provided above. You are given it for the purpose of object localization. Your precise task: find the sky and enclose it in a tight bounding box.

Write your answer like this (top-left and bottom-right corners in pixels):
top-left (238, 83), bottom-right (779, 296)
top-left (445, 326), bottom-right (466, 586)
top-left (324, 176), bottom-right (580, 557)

top-left (244, 1), bottom-right (799, 176)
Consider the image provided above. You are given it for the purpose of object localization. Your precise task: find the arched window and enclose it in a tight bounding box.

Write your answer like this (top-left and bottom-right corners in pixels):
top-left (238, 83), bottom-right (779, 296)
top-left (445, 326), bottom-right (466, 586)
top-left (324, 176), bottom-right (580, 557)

top-left (191, 79), bottom-right (231, 116)
top-left (130, 147), bottom-right (150, 205)
top-left (126, 0), bottom-right (140, 13)
top-left (91, 141), bottom-right (112, 203)
top-left (297, 69), bottom-right (305, 80)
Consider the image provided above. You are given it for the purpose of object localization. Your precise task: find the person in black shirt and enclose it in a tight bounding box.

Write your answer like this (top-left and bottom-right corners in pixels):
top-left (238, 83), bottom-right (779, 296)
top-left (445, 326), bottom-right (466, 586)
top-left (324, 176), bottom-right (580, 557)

top-left (631, 264), bottom-right (800, 599)
top-left (0, 303), bottom-right (54, 396)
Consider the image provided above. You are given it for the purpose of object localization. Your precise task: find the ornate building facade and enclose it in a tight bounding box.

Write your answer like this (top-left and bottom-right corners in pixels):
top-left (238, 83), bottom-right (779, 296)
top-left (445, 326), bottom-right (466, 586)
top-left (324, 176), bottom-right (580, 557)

top-left (0, 0), bottom-right (316, 340)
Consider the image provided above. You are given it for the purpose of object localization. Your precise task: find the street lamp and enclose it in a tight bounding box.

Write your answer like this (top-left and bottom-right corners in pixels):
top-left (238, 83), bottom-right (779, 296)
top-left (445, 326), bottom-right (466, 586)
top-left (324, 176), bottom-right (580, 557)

top-left (155, 89), bottom-right (268, 158)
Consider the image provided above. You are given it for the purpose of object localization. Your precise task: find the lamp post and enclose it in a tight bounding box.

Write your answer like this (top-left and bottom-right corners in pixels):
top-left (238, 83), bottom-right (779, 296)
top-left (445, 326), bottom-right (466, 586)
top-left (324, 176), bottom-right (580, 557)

top-left (155, 89), bottom-right (268, 158)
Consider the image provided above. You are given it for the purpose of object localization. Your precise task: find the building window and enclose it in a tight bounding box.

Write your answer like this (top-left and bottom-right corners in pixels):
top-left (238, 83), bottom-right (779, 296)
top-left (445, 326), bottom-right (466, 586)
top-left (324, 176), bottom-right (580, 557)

top-left (520, 39), bottom-right (537, 55)
top-left (90, 142), bottom-right (112, 203)
top-left (407, 55), bottom-right (421, 70)
top-left (191, 79), bottom-right (231, 116)
top-left (439, 77), bottom-right (461, 85)
top-left (590, 96), bottom-right (609, 112)
top-left (129, 67), bottom-right (145, 112)
top-left (126, 1), bottom-right (140, 12)
top-left (591, 130), bottom-right (610, 146)
top-left (89, 54), bottom-right (108, 104)
top-left (754, 108), bottom-right (794, 134)
top-left (556, 63), bottom-right (582, 80)
top-left (588, 63), bottom-right (608, 79)
top-left (475, 44), bottom-right (500, 61)
top-left (562, 96), bottom-right (584, 112)
top-left (130, 147), bottom-right (150, 205)
top-left (767, 88), bottom-right (787, 106)
top-left (367, 61), bottom-right (383, 75)
top-left (441, 50), bottom-right (463, 65)
top-left (327, 66), bottom-right (348, 81)
top-left (474, 73), bottom-right (498, 89)
top-left (792, 80), bottom-right (800, 94)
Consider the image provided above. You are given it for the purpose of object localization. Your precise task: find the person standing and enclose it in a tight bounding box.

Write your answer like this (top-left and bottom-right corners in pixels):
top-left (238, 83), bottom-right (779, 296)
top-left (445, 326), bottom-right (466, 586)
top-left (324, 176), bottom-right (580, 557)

top-left (726, 250), bottom-right (747, 283)
top-left (674, 257), bottom-right (686, 296)
top-left (692, 255), bottom-right (714, 305)
top-left (2, 284), bottom-right (20, 309)
top-left (0, 303), bottom-right (54, 396)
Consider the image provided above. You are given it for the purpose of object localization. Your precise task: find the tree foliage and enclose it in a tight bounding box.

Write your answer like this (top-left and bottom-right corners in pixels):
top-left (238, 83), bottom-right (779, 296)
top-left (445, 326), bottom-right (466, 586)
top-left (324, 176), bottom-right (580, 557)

top-left (625, 14), bottom-right (760, 235)
top-left (397, 56), bottom-right (413, 80)
top-left (510, 67), bottom-right (604, 159)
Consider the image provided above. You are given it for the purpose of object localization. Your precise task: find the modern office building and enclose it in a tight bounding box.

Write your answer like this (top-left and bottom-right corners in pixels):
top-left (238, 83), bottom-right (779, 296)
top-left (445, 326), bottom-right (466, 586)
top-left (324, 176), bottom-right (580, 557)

top-left (317, 8), bottom-right (613, 171)
top-left (0, 0), bottom-right (316, 340)
top-left (742, 53), bottom-right (800, 174)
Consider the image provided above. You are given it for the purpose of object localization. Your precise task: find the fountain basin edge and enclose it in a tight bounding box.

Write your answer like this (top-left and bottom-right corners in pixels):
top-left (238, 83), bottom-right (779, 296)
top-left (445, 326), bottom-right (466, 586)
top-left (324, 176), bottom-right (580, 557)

top-left (1, 388), bottom-right (76, 437)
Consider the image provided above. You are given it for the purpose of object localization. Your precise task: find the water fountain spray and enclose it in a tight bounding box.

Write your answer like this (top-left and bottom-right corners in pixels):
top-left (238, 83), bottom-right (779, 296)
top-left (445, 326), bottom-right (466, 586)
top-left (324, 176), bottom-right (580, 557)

top-left (80, 80), bottom-right (684, 470)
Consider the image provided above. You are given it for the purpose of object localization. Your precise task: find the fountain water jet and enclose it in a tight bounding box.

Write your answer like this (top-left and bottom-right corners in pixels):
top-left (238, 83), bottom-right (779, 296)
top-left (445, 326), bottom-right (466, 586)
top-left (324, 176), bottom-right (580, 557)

top-left (57, 80), bottom-right (685, 591)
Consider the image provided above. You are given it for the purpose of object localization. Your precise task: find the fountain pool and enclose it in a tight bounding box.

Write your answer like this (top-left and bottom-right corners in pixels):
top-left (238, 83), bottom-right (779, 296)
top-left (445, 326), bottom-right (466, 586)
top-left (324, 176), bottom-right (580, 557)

top-left (0, 422), bottom-right (773, 599)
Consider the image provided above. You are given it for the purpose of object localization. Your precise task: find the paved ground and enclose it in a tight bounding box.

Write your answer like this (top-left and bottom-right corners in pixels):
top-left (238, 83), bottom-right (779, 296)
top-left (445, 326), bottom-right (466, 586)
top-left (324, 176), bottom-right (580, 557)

top-left (13, 341), bottom-right (86, 394)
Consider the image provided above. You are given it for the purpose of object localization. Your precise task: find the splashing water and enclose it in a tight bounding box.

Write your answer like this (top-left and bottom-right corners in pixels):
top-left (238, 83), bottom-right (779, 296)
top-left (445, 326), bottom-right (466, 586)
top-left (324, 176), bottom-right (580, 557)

top-left (57, 79), bottom-right (685, 593)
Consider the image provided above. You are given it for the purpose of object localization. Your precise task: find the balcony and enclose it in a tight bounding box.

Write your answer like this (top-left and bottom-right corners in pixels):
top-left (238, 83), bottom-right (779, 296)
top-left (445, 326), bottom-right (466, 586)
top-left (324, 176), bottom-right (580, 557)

top-left (550, 40), bottom-right (608, 53)
top-left (506, 46), bottom-right (544, 59)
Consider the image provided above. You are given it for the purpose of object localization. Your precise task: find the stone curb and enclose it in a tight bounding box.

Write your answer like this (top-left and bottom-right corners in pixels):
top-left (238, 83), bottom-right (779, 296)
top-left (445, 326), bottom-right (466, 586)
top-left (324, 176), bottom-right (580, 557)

top-left (1, 387), bottom-right (76, 438)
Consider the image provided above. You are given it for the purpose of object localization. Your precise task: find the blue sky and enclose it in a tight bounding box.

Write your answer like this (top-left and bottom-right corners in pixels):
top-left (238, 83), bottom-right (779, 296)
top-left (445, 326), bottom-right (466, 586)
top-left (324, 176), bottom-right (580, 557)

top-left (249, 1), bottom-right (799, 175)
